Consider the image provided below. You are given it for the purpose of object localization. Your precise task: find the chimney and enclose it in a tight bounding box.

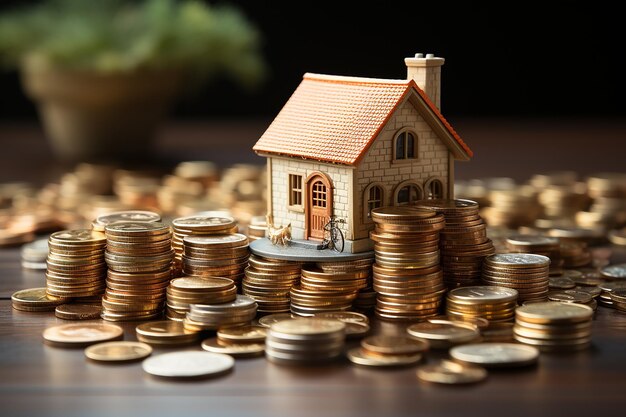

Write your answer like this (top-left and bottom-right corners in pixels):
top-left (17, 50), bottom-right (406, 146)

top-left (405, 53), bottom-right (445, 109)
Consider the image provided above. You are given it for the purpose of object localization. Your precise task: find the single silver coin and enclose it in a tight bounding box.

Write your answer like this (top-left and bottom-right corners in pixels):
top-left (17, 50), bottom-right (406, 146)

top-left (142, 351), bottom-right (234, 378)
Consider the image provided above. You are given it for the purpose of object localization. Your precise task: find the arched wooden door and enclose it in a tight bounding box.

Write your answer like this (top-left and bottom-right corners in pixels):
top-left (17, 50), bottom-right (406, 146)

top-left (305, 172), bottom-right (333, 240)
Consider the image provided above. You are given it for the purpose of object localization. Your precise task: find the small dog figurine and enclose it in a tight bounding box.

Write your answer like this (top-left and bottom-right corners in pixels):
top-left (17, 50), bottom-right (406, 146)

top-left (266, 215), bottom-right (292, 246)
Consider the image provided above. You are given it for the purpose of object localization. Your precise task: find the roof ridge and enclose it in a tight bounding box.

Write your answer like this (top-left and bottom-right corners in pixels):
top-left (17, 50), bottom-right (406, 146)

top-left (303, 72), bottom-right (411, 86)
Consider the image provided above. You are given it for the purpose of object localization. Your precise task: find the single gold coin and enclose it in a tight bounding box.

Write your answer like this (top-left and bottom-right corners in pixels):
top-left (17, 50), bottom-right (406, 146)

top-left (49, 229), bottom-right (106, 245)
top-left (515, 302), bottom-right (593, 324)
top-left (43, 323), bottom-right (124, 348)
top-left (201, 337), bottom-right (265, 357)
top-left (361, 335), bottom-right (429, 355)
top-left (85, 341), bottom-right (152, 362)
top-left (217, 325), bottom-right (267, 343)
top-left (407, 320), bottom-right (480, 347)
top-left (347, 347), bottom-right (423, 367)
top-left (11, 287), bottom-right (68, 311)
top-left (417, 360), bottom-right (487, 384)
top-left (55, 304), bottom-right (102, 320)
top-left (93, 211), bottom-right (161, 231)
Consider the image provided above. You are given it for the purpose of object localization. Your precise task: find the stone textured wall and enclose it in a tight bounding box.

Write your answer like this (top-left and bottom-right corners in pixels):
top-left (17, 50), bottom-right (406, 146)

top-left (354, 98), bottom-right (450, 239)
top-left (269, 157), bottom-right (353, 240)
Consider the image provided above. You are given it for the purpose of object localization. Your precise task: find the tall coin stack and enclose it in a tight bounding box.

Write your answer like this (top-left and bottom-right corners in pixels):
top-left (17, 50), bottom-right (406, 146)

top-left (514, 302), bottom-right (593, 352)
top-left (171, 214), bottom-right (239, 276)
top-left (165, 276), bottom-right (237, 321)
top-left (370, 207), bottom-right (446, 322)
top-left (482, 253), bottom-right (550, 304)
top-left (243, 254), bottom-right (302, 314)
top-left (290, 265), bottom-right (370, 316)
top-left (318, 259), bottom-right (376, 313)
top-left (182, 234), bottom-right (250, 289)
top-left (416, 199), bottom-right (495, 289)
top-left (505, 235), bottom-right (563, 276)
top-left (102, 222), bottom-right (173, 321)
top-left (46, 230), bottom-right (107, 299)
top-left (445, 286), bottom-right (518, 323)
top-left (265, 318), bottom-right (346, 365)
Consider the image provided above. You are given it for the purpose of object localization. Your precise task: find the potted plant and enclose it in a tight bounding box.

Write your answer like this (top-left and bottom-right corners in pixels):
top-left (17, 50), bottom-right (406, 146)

top-left (0, 0), bottom-right (265, 161)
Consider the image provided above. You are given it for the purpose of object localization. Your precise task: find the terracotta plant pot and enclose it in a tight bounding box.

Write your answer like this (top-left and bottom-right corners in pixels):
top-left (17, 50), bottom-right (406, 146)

top-left (21, 61), bottom-right (181, 161)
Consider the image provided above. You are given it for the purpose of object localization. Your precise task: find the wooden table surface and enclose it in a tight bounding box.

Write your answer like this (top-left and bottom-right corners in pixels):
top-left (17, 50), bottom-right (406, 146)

top-left (2, 120), bottom-right (626, 417)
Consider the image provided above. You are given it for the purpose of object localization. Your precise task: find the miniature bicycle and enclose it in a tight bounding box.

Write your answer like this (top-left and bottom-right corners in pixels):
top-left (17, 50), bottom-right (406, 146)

top-left (320, 215), bottom-right (345, 253)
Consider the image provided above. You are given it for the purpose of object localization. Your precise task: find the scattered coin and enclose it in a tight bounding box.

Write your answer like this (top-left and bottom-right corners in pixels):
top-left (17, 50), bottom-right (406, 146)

top-left (601, 264), bottom-right (626, 280)
top-left (361, 335), bottom-right (429, 356)
top-left (55, 304), bottom-right (103, 320)
top-left (12, 287), bottom-right (69, 312)
top-left (417, 360), bottom-right (487, 384)
top-left (135, 321), bottom-right (199, 345)
top-left (142, 351), bottom-right (234, 379)
top-left (258, 313), bottom-right (294, 328)
top-left (85, 341), bottom-right (152, 362)
top-left (450, 343), bottom-right (539, 368)
top-left (407, 320), bottom-right (480, 348)
top-left (217, 325), bottom-right (267, 343)
top-left (347, 347), bottom-right (423, 367)
top-left (43, 323), bottom-right (124, 348)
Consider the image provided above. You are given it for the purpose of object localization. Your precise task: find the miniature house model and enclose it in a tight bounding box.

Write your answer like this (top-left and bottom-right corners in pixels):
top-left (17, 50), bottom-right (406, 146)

top-left (253, 53), bottom-right (473, 253)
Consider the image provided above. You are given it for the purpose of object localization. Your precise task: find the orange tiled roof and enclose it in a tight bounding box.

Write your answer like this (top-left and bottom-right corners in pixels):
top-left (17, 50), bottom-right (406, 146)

top-left (253, 73), bottom-right (472, 165)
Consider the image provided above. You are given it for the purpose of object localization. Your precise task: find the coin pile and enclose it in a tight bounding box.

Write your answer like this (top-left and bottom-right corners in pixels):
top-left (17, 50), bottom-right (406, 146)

top-left (21, 238), bottom-right (48, 270)
top-left (598, 282), bottom-right (626, 308)
top-left (446, 286), bottom-right (518, 323)
top-left (136, 320), bottom-right (199, 346)
top-left (172, 214), bottom-right (239, 275)
top-left (417, 359), bottom-right (487, 385)
top-left (537, 184), bottom-right (589, 220)
top-left (102, 222), bottom-right (174, 321)
top-left (584, 173), bottom-right (626, 229)
top-left (201, 325), bottom-right (267, 358)
top-left (514, 302), bottom-right (593, 352)
top-left (317, 258), bottom-right (376, 313)
top-left (505, 235), bottom-right (563, 276)
top-left (265, 318), bottom-right (345, 365)
top-left (182, 233), bottom-right (250, 288)
top-left (416, 199), bottom-right (495, 288)
top-left (560, 241), bottom-right (592, 268)
top-left (165, 276), bottom-right (237, 321)
top-left (290, 265), bottom-right (370, 316)
top-left (610, 289), bottom-right (626, 313)
top-left (548, 289), bottom-right (597, 311)
top-left (246, 216), bottom-right (268, 242)
top-left (370, 206), bottom-right (445, 322)
top-left (481, 188), bottom-right (540, 228)
top-left (601, 263), bottom-right (626, 281)
top-left (92, 210), bottom-right (161, 232)
top-left (406, 319), bottom-right (480, 349)
top-left (183, 295), bottom-right (257, 331)
top-left (46, 230), bottom-right (107, 298)
top-left (243, 254), bottom-right (302, 314)
top-left (347, 335), bottom-right (428, 367)
top-left (482, 254), bottom-right (550, 304)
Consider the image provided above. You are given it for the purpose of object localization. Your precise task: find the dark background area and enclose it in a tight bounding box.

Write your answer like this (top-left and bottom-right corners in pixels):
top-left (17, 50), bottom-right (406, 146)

top-left (0, 0), bottom-right (624, 120)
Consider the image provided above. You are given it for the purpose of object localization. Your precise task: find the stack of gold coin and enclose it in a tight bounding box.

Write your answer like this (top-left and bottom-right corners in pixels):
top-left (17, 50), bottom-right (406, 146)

top-left (317, 258), bottom-right (376, 313)
top-left (183, 295), bottom-right (257, 331)
top-left (482, 254), bottom-right (550, 304)
top-left (598, 282), bottom-right (626, 308)
top-left (172, 214), bottom-right (239, 275)
top-left (46, 230), bottom-right (107, 298)
top-left (514, 302), bottom-right (593, 351)
top-left (289, 265), bottom-right (370, 317)
top-left (560, 241), bottom-right (592, 268)
top-left (347, 335), bottom-right (428, 367)
top-left (182, 233), bottom-right (249, 288)
top-left (246, 216), bottom-right (267, 242)
top-left (136, 320), bottom-right (199, 346)
top-left (265, 318), bottom-right (345, 365)
top-left (548, 289), bottom-right (597, 311)
top-left (537, 184), bottom-right (589, 219)
top-left (201, 325), bottom-right (267, 358)
top-left (243, 254), bottom-right (302, 314)
top-left (102, 222), bottom-right (173, 321)
top-left (609, 289), bottom-right (626, 313)
top-left (481, 188), bottom-right (541, 229)
top-left (505, 235), bottom-right (563, 276)
top-left (370, 206), bottom-right (445, 322)
top-left (165, 276), bottom-right (237, 321)
top-left (92, 210), bottom-right (161, 232)
top-left (446, 286), bottom-right (518, 323)
top-left (585, 173), bottom-right (626, 228)
top-left (416, 199), bottom-right (495, 289)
